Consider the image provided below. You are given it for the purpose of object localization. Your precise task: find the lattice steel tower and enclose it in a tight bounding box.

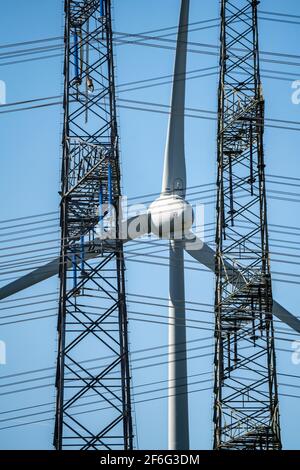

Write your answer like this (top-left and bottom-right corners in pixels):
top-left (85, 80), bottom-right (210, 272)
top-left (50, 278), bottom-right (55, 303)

top-left (214, 0), bottom-right (281, 450)
top-left (54, 0), bottom-right (133, 450)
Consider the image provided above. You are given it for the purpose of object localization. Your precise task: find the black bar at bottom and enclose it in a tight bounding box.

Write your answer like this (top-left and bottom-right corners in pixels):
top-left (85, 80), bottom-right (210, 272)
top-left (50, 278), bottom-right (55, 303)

top-left (0, 450), bottom-right (299, 466)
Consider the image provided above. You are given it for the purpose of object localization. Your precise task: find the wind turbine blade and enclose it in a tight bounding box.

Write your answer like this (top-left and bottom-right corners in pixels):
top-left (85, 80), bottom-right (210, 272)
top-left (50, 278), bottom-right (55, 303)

top-left (0, 214), bottom-right (150, 301)
top-left (184, 235), bottom-right (300, 333)
top-left (161, 0), bottom-right (189, 197)
top-left (272, 302), bottom-right (300, 334)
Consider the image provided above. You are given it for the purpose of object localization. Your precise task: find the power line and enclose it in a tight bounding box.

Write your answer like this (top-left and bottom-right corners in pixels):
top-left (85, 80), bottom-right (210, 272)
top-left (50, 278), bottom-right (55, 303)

top-left (0, 7), bottom-right (299, 55)
top-left (2, 92), bottom-right (300, 134)
top-left (1, 371), bottom-right (299, 431)
top-left (0, 339), bottom-right (296, 405)
top-left (2, 232), bottom-right (300, 287)
top-left (0, 303), bottom-right (297, 383)
top-left (0, 174), bottom-right (300, 227)
top-left (2, 215), bottom-right (300, 278)
top-left (2, 17), bottom-right (300, 67)
top-left (0, 366), bottom-right (299, 432)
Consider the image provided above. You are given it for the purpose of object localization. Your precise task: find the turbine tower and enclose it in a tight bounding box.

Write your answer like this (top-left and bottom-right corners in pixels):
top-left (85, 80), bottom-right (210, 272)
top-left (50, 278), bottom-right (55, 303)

top-left (213, 0), bottom-right (281, 449)
top-left (54, 0), bottom-right (133, 450)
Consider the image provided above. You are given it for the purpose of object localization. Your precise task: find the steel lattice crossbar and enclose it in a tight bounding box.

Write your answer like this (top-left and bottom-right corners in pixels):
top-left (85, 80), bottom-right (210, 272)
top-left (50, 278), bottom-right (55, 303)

top-left (54, 0), bottom-right (133, 450)
top-left (213, 0), bottom-right (281, 450)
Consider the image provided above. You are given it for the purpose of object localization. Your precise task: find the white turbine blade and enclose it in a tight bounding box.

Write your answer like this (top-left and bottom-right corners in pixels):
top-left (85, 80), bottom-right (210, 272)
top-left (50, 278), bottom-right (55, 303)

top-left (161, 0), bottom-right (189, 197)
top-left (184, 235), bottom-right (300, 333)
top-left (0, 214), bottom-right (150, 301)
top-left (0, 258), bottom-right (61, 301)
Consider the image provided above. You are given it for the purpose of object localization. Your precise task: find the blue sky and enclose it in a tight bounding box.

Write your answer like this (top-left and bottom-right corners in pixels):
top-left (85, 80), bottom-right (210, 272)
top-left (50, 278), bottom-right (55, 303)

top-left (0, 0), bottom-right (300, 450)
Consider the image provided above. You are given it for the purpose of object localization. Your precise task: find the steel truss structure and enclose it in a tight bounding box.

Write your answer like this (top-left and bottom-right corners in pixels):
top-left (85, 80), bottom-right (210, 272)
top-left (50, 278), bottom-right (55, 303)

top-left (54, 0), bottom-right (133, 450)
top-left (213, 0), bottom-right (281, 450)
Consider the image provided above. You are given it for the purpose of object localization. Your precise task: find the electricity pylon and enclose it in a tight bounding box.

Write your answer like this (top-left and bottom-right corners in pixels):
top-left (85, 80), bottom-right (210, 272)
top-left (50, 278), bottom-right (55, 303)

top-left (53, 0), bottom-right (133, 450)
top-left (213, 0), bottom-right (282, 450)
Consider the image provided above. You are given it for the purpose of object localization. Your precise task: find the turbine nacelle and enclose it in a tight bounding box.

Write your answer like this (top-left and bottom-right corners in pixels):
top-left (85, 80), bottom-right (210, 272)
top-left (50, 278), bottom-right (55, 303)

top-left (149, 194), bottom-right (193, 239)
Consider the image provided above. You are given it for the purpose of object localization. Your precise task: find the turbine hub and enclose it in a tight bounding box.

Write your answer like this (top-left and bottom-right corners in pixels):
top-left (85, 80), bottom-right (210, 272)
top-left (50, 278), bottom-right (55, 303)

top-left (149, 194), bottom-right (193, 239)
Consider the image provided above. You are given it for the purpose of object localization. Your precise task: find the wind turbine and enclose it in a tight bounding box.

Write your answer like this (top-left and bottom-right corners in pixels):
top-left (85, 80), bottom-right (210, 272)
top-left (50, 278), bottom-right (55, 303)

top-left (1, 0), bottom-right (300, 451)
